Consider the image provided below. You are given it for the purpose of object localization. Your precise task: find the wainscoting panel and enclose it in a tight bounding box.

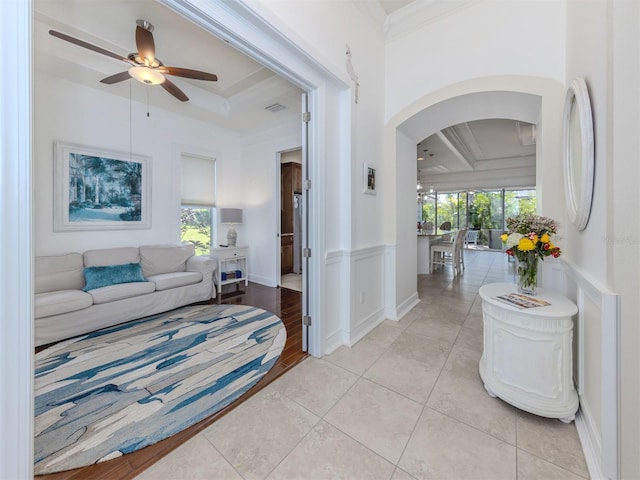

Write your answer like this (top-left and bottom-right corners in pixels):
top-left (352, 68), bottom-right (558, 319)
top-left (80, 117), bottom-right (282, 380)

top-left (324, 250), bottom-right (348, 355)
top-left (348, 246), bottom-right (387, 346)
top-left (557, 259), bottom-right (620, 480)
top-left (324, 246), bottom-right (388, 349)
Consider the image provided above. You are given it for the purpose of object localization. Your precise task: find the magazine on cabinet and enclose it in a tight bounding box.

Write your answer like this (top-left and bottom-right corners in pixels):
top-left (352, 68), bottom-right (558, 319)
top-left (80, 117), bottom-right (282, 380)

top-left (494, 293), bottom-right (551, 309)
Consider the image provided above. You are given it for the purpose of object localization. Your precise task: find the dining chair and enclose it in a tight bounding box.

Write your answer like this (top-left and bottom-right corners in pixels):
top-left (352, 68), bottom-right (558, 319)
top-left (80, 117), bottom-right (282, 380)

top-left (430, 228), bottom-right (467, 276)
top-left (456, 228), bottom-right (468, 271)
top-left (439, 221), bottom-right (452, 231)
top-left (464, 229), bottom-right (479, 248)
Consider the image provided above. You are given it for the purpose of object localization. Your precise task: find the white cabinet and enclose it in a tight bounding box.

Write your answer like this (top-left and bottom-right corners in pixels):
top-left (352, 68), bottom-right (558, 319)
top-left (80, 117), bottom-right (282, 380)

top-left (478, 283), bottom-right (579, 423)
top-left (210, 246), bottom-right (248, 296)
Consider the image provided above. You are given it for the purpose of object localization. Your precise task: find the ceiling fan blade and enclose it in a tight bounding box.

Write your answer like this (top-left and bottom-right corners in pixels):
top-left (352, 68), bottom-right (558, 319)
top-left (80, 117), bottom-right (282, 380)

top-left (49, 30), bottom-right (133, 65)
top-left (100, 71), bottom-right (132, 84)
top-left (158, 66), bottom-right (218, 82)
top-left (161, 77), bottom-right (189, 102)
top-left (135, 25), bottom-right (156, 65)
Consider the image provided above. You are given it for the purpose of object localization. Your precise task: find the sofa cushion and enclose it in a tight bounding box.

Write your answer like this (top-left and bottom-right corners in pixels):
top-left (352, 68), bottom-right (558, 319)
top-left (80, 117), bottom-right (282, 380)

top-left (83, 263), bottom-right (146, 291)
top-left (84, 247), bottom-right (140, 267)
top-left (147, 271), bottom-right (203, 291)
top-left (89, 281), bottom-right (156, 305)
top-left (139, 243), bottom-right (195, 277)
top-left (35, 253), bottom-right (84, 294)
top-left (35, 290), bottom-right (93, 318)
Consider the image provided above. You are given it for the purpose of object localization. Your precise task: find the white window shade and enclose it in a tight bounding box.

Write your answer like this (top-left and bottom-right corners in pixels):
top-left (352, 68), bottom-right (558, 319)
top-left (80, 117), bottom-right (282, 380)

top-left (181, 154), bottom-right (215, 206)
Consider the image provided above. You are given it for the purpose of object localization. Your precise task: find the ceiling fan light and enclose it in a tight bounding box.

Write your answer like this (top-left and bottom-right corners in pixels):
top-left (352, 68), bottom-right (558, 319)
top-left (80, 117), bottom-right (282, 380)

top-left (128, 66), bottom-right (165, 85)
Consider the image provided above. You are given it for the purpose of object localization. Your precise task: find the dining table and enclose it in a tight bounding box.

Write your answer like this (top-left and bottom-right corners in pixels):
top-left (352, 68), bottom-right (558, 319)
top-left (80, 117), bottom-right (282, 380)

top-left (417, 229), bottom-right (452, 274)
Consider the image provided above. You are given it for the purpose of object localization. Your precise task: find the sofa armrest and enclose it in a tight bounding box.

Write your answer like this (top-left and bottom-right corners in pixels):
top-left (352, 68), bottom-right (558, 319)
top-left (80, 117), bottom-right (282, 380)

top-left (186, 255), bottom-right (216, 279)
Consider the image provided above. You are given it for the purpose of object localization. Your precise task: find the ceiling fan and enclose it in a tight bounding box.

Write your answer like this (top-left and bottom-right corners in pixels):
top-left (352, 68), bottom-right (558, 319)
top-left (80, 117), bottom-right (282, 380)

top-left (49, 19), bottom-right (218, 102)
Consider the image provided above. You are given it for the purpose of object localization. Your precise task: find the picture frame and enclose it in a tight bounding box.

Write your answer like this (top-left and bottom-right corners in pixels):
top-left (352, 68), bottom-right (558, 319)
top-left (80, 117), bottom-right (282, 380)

top-left (54, 141), bottom-right (151, 231)
top-left (363, 162), bottom-right (376, 195)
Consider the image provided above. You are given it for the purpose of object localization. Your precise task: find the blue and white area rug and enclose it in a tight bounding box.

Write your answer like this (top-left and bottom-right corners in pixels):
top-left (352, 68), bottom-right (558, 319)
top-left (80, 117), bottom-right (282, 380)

top-left (34, 303), bottom-right (286, 475)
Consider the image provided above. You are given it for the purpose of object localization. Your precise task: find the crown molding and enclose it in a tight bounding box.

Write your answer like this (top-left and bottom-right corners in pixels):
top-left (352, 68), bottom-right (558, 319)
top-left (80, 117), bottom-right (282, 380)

top-left (384, 0), bottom-right (480, 43)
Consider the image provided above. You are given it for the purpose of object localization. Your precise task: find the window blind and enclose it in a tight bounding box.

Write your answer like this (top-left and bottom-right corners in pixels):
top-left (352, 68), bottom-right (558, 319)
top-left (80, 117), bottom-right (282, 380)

top-left (181, 154), bottom-right (215, 207)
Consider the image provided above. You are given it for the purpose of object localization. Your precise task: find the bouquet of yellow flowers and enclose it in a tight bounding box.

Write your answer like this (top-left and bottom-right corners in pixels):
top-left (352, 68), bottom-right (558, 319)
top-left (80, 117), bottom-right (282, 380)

top-left (501, 213), bottom-right (562, 294)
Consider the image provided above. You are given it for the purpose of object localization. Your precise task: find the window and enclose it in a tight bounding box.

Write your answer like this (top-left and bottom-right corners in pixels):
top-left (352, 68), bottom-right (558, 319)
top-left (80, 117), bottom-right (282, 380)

top-left (420, 188), bottom-right (536, 249)
top-left (504, 189), bottom-right (536, 219)
top-left (180, 154), bottom-right (216, 256)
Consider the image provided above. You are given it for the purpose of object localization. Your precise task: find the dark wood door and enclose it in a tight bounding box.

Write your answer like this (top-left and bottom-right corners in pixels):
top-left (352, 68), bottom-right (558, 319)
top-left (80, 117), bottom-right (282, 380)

top-left (281, 234), bottom-right (293, 274)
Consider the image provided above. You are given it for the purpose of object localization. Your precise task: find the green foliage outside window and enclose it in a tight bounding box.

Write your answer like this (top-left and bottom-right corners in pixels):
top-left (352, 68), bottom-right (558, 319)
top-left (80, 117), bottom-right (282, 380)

top-left (181, 207), bottom-right (212, 256)
top-left (418, 188), bottom-right (536, 248)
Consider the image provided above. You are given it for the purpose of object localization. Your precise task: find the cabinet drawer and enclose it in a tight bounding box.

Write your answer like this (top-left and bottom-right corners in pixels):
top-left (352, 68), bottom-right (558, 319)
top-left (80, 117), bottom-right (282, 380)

top-left (215, 248), bottom-right (248, 261)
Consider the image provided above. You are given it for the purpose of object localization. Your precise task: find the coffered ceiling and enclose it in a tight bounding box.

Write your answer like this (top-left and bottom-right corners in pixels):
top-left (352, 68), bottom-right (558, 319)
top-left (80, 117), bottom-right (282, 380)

top-left (34, 0), bottom-right (304, 132)
top-left (417, 119), bottom-right (537, 192)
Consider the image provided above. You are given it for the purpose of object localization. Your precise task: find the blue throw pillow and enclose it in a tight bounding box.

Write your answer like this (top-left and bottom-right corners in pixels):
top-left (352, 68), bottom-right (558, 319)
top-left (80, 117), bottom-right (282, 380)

top-left (83, 263), bottom-right (146, 291)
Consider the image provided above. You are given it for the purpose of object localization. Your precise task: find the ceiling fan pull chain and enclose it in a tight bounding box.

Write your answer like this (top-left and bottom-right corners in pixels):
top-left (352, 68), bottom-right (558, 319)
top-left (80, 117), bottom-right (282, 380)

top-left (146, 89), bottom-right (150, 117)
top-left (129, 80), bottom-right (133, 161)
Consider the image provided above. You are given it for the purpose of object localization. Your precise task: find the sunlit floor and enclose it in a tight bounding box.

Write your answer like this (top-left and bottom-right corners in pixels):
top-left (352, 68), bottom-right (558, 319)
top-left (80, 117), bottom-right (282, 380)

top-left (138, 250), bottom-right (589, 480)
top-left (280, 273), bottom-right (302, 292)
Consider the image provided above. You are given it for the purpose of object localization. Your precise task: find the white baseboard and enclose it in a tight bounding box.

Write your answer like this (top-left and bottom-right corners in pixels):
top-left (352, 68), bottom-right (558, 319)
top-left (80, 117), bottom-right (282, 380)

top-left (324, 327), bottom-right (344, 356)
top-left (575, 405), bottom-right (607, 480)
top-left (345, 308), bottom-right (386, 346)
top-left (247, 273), bottom-right (275, 287)
top-left (385, 291), bottom-right (419, 321)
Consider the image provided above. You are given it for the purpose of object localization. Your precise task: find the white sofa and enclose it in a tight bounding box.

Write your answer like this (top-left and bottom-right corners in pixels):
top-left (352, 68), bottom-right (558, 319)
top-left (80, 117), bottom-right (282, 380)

top-left (35, 243), bottom-right (215, 347)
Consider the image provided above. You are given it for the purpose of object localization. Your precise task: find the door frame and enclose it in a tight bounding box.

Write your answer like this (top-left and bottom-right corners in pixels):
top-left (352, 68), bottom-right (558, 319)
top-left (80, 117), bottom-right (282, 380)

top-left (162, 0), bottom-right (336, 358)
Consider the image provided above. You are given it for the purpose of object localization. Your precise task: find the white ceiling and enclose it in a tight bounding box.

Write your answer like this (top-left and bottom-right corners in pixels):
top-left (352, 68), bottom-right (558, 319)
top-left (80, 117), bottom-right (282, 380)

top-left (35, 0), bottom-right (535, 183)
top-left (378, 0), bottom-right (417, 15)
top-left (34, 0), bottom-right (304, 132)
top-left (417, 119), bottom-right (537, 192)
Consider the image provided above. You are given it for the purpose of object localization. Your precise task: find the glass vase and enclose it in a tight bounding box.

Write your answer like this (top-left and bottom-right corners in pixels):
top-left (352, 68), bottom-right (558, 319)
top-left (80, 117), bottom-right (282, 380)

top-left (515, 254), bottom-right (538, 296)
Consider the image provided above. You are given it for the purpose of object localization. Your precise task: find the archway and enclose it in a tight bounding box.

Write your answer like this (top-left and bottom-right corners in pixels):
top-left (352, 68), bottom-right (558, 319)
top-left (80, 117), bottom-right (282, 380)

top-left (383, 76), bottom-right (565, 317)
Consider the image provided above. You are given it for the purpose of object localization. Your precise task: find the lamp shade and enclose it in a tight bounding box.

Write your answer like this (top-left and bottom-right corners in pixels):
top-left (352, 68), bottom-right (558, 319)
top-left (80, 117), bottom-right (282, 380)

top-left (220, 208), bottom-right (243, 224)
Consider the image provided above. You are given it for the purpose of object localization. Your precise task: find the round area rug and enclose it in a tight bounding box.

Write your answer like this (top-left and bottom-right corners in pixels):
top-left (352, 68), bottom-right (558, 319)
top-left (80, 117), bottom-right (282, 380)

top-left (34, 303), bottom-right (286, 475)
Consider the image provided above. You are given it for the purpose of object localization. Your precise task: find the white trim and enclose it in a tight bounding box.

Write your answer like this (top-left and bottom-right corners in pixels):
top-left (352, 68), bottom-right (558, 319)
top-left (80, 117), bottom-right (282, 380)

top-left (575, 407), bottom-right (606, 480)
top-left (161, 0), bottom-right (351, 358)
top-left (1, 0), bottom-right (34, 478)
top-left (345, 310), bottom-right (386, 347)
top-left (247, 273), bottom-right (274, 288)
top-left (394, 291), bottom-right (420, 321)
top-left (561, 258), bottom-right (620, 480)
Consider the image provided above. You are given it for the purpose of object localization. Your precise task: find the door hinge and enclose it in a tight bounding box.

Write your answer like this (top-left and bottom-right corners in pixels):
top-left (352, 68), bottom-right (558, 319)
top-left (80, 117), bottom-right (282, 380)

top-left (303, 315), bottom-right (312, 326)
top-left (303, 247), bottom-right (311, 258)
top-left (302, 111), bottom-right (311, 123)
top-left (303, 179), bottom-right (311, 190)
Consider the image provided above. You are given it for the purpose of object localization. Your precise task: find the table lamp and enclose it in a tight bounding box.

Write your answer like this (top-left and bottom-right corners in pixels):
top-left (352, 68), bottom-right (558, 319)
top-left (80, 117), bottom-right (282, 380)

top-left (220, 208), bottom-right (243, 246)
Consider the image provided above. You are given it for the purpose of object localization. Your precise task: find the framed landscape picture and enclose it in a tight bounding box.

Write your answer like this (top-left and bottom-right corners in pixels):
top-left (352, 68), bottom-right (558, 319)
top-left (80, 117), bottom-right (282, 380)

top-left (364, 162), bottom-right (376, 195)
top-left (54, 141), bottom-right (151, 231)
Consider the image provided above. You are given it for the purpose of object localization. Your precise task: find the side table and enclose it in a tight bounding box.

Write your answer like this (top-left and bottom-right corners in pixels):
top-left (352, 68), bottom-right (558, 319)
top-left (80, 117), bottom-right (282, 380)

top-left (210, 246), bottom-right (248, 297)
top-left (478, 283), bottom-right (579, 423)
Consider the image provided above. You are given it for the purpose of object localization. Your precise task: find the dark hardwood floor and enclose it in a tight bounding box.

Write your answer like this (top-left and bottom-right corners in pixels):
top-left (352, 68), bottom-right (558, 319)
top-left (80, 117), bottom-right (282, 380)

top-left (37, 282), bottom-right (306, 480)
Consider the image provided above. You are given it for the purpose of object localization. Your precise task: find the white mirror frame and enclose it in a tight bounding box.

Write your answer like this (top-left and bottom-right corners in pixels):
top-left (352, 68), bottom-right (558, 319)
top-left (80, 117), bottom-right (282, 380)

top-left (562, 77), bottom-right (594, 231)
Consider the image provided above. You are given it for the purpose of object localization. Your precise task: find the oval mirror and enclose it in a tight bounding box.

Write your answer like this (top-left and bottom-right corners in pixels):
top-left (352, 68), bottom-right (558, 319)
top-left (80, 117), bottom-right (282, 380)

top-left (562, 77), bottom-right (594, 231)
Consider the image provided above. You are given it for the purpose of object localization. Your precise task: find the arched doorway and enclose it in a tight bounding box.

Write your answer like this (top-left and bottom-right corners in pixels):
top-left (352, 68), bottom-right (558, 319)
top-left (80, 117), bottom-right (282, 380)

top-left (383, 76), bottom-right (566, 318)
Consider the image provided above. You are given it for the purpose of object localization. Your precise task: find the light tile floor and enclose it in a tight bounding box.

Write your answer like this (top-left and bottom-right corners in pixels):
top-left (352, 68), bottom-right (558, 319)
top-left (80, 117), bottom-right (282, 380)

top-left (137, 250), bottom-right (589, 480)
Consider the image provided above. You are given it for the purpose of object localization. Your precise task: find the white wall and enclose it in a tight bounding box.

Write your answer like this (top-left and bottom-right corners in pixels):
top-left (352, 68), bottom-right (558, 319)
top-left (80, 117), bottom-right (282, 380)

top-left (34, 74), bottom-right (242, 255)
top-left (383, 0), bottom-right (567, 316)
top-left (241, 117), bottom-right (301, 287)
top-left (384, 1), bottom-right (566, 122)
top-left (243, 0), bottom-right (388, 348)
top-left (565, 1), bottom-right (640, 478)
